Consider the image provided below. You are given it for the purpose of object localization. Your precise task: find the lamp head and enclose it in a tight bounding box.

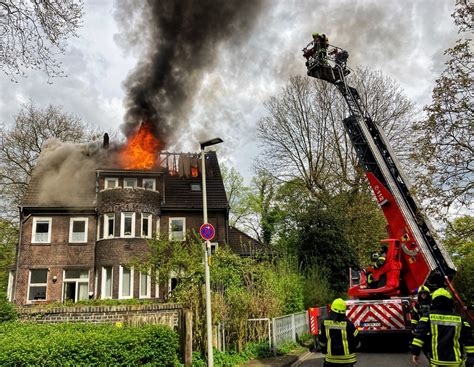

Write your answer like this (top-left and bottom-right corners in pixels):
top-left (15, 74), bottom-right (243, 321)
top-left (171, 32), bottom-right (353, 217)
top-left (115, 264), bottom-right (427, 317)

top-left (200, 137), bottom-right (223, 150)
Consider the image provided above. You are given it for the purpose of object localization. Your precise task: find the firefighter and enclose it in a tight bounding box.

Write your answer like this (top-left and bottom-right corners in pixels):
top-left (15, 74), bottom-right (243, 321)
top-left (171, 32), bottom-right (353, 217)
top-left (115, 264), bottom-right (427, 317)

top-left (410, 285), bottom-right (431, 331)
top-left (411, 288), bottom-right (474, 366)
top-left (317, 33), bottom-right (329, 64)
top-left (374, 245), bottom-right (388, 269)
top-left (318, 298), bottom-right (360, 366)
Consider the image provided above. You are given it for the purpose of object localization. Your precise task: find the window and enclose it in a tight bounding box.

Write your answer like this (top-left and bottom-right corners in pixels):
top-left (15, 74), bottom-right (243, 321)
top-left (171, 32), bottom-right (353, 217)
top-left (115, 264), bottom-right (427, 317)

top-left (104, 213), bottom-right (115, 238)
top-left (28, 269), bottom-right (47, 301)
top-left (69, 218), bottom-right (88, 243)
top-left (139, 272), bottom-right (151, 298)
top-left (168, 271), bottom-right (179, 293)
top-left (141, 213), bottom-right (152, 238)
top-left (169, 218), bottom-right (185, 241)
top-left (105, 177), bottom-right (118, 189)
top-left (63, 269), bottom-right (89, 302)
top-left (119, 266), bottom-right (134, 299)
top-left (32, 218), bottom-right (52, 243)
top-left (143, 178), bottom-right (156, 190)
top-left (7, 271), bottom-right (14, 302)
top-left (210, 242), bottom-right (218, 254)
top-left (101, 267), bottom-right (113, 299)
top-left (121, 212), bottom-right (135, 237)
top-left (124, 178), bottom-right (137, 189)
top-left (190, 183), bottom-right (201, 191)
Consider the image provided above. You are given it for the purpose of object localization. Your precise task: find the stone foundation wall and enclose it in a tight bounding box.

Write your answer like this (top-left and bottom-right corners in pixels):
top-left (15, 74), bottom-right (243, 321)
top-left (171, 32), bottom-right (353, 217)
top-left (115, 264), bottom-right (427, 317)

top-left (18, 303), bottom-right (182, 329)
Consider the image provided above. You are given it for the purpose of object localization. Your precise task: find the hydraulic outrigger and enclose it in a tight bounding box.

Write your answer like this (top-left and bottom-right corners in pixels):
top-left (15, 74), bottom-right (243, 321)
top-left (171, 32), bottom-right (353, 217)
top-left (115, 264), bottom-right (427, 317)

top-left (303, 42), bottom-right (472, 326)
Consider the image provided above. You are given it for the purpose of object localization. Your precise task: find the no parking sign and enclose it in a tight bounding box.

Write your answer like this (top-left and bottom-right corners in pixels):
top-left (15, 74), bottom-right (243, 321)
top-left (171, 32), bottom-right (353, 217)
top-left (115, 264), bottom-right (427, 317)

top-left (200, 223), bottom-right (215, 241)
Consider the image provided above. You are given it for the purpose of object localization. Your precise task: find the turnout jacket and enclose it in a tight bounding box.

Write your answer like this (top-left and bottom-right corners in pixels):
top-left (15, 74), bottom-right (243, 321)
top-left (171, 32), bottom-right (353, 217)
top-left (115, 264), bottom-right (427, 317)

top-left (411, 309), bottom-right (474, 366)
top-left (318, 312), bottom-right (360, 365)
top-left (410, 300), bottom-right (431, 330)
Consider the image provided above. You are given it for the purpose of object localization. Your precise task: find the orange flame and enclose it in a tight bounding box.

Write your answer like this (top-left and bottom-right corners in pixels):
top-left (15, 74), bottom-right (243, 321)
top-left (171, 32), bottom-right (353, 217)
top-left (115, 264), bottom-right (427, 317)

top-left (120, 122), bottom-right (160, 170)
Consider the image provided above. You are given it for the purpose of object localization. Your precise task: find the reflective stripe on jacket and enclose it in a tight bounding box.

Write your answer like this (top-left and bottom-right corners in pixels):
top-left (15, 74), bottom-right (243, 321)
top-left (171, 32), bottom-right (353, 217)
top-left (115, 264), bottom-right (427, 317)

top-left (318, 315), bottom-right (360, 364)
top-left (411, 311), bottom-right (474, 366)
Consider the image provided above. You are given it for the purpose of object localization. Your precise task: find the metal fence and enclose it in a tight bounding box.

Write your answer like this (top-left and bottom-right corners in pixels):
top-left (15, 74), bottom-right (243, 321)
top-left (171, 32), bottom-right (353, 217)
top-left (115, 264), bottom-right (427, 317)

top-left (272, 311), bottom-right (309, 352)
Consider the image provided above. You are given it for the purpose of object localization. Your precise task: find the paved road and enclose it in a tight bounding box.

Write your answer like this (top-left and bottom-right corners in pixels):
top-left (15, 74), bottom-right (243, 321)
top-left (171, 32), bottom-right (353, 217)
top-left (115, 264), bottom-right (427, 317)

top-left (295, 351), bottom-right (430, 367)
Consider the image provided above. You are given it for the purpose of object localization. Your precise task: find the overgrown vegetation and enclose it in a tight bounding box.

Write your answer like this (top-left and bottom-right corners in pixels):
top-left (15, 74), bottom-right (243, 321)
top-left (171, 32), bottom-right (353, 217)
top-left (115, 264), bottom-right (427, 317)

top-left (131, 236), bottom-right (316, 355)
top-left (0, 323), bottom-right (179, 366)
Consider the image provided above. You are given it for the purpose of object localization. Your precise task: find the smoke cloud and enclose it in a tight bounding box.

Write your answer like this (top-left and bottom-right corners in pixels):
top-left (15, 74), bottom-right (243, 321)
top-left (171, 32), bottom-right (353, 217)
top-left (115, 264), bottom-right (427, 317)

top-left (115, 0), bottom-right (264, 147)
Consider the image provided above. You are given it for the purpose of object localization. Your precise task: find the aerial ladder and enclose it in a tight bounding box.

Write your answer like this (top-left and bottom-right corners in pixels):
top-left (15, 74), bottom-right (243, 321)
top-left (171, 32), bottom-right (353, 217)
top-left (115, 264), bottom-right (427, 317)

top-left (302, 41), bottom-right (472, 333)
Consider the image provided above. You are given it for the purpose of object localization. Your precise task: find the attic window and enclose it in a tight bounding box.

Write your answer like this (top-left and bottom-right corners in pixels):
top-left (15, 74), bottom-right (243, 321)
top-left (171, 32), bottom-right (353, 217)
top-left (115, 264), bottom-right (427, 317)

top-left (124, 178), bottom-right (137, 189)
top-left (105, 178), bottom-right (118, 189)
top-left (190, 183), bottom-right (201, 192)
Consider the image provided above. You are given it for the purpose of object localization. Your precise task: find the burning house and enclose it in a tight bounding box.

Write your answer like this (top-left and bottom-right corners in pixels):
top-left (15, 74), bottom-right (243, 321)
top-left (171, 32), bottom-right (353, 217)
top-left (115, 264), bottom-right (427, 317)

top-left (9, 127), bottom-right (262, 305)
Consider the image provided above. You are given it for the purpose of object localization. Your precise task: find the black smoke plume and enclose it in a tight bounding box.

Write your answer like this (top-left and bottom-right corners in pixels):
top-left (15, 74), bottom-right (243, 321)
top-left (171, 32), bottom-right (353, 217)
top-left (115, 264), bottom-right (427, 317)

top-left (116, 0), bottom-right (264, 147)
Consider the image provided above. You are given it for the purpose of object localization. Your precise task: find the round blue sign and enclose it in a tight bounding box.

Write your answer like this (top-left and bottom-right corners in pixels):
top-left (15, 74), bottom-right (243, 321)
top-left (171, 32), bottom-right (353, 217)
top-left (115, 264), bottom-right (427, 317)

top-left (200, 223), bottom-right (215, 241)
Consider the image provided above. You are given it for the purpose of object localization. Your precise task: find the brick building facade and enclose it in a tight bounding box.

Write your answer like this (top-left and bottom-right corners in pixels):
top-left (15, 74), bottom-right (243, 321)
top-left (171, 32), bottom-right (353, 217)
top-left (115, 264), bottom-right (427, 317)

top-left (10, 149), bottom-right (261, 305)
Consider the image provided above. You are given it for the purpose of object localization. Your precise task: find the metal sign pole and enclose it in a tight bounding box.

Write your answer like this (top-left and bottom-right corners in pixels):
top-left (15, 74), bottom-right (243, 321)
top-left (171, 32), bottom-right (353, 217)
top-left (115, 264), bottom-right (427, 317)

top-left (201, 148), bottom-right (214, 367)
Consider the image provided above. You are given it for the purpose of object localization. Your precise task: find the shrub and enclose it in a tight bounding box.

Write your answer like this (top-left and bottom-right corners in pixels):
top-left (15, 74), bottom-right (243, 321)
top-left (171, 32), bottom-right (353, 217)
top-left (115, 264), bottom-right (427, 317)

top-left (0, 291), bottom-right (16, 322)
top-left (0, 323), bottom-right (179, 366)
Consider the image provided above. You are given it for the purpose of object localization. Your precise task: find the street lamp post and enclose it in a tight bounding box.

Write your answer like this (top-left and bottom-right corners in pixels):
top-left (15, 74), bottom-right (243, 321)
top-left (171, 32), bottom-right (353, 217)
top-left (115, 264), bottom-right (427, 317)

top-left (200, 137), bottom-right (223, 367)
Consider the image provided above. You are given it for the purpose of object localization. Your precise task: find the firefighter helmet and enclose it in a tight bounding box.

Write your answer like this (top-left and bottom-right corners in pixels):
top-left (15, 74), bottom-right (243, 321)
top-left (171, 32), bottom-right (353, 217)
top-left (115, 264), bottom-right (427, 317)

top-left (331, 298), bottom-right (347, 314)
top-left (418, 285), bottom-right (430, 294)
top-left (312, 32), bottom-right (319, 38)
top-left (432, 288), bottom-right (452, 300)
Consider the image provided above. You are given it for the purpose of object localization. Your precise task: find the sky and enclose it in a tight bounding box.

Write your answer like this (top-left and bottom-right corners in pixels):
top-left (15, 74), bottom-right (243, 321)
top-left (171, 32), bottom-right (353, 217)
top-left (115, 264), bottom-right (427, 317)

top-left (0, 0), bottom-right (460, 181)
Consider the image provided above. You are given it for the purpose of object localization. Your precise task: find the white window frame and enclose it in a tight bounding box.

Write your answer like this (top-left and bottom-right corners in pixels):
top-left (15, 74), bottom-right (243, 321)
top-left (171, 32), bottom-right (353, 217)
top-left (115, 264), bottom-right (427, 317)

top-left (210, 242), bottom-right (218, 254)
top-left (168, 271), bottom-right (179, 293)
top-left (119, 265), bottom-right (134, 299)
top-left (139, 271), bottom-right (151, 299)
top-left (141, 213), bottom-right (152, 238)
top-left (169, 217), bottom-right (186, 241)
top-left (155, 272), bottom-right (159, 299)
top-left (104, 177), bottom-right (119, 190)
top-left (101, 266), bottom-right (113, 300)
top-left (104, 213), bottom-right (115, 238)
top-left (142, 178), bottom-right (156, 190)
top-left (120, 212), bottom-right (135, 237)
top-left (27, 269), bottom-right (48, 302)
top-left (155, 218), bottom-right (160, 239)
top-left (97, 217), bottom-right (102, 240)
top-left (32, 217), bottom-right (52, 244)
top-left (124, 178), bottom-right (137, 189)
top-left (69, 217), bottom-right (88, 243)
top-left (7, 271), bottom-right (14, 302)
top-left (62, 269), bottom-right (90, 303)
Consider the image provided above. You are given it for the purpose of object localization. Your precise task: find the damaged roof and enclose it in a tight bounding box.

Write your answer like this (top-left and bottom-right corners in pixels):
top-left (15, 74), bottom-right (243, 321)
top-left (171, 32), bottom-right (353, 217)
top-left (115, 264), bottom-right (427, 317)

top-left (21, 149), bottom-right (228, 210)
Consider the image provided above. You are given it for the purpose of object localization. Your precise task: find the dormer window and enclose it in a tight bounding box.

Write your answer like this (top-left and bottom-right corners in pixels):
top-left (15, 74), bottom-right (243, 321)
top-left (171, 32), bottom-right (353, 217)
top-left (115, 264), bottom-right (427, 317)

top-left (190, 183), bottom-right (201, 192)
top-left (143, 178), bottom-right (156, 190)
top-left (124, 178), bottom-right (137, 189)
top-left (105, 178), bottom-right (118, 189)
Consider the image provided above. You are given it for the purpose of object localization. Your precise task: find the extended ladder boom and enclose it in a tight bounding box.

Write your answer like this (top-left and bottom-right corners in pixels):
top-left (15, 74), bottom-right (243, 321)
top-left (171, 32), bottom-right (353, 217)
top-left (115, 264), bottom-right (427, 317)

top-left (303, 45), bottom-right (456, 293)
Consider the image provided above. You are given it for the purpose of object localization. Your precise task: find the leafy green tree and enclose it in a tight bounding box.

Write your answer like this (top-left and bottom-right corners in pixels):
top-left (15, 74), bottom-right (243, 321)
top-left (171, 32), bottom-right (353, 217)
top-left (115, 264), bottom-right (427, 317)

top-left (444, 215), bottom-right (473, 306)
top-left (411, 1), bottom-right (473, 217)
top-left (444, 215), bottom-right (474, 265)
top-left (221, 164), bottom-right (252, 227)
top-left (0, 220), bottom-right (17, 293)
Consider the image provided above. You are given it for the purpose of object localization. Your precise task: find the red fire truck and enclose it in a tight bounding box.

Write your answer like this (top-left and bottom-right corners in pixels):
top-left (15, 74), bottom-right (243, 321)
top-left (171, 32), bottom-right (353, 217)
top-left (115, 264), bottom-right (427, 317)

top-left (303, 42), bottom-right (472, 336)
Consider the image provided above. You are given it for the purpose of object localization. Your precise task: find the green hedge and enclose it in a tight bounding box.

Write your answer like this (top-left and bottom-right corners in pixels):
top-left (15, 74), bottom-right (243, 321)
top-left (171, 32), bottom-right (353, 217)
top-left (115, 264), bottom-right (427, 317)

top-left (0, 322), bottom-right (179, 366)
